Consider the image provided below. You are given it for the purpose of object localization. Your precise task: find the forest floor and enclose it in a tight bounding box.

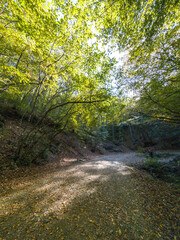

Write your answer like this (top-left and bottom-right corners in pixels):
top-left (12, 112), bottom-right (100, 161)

top-left (0, 153), bottom-right (179, 240)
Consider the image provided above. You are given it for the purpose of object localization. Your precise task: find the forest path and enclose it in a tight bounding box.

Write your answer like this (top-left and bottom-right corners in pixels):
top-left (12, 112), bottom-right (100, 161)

top-left (0, 153), bottom-right (179, 239)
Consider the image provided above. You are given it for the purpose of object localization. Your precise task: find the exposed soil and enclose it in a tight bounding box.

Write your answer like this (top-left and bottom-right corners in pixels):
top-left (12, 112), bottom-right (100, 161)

top-left (0, 153), bottom-right (179, 239)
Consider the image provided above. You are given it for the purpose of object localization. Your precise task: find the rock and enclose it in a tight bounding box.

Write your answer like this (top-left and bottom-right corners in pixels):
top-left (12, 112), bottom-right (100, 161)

top-left (96, 146), bottom-right (106, 154)
top-left (102, 143), bottom-right (115, 151)
top-left (91, 144), bottom-right (106, 154)
top-left (107, 147), bottom-right (122, 153)
top-left (112, 148), bottom-right (122, 152)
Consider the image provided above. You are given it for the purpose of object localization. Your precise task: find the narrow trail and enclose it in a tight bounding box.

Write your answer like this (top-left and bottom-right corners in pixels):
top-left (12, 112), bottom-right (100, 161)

top-left (0, 153), bottom-right (179, 240)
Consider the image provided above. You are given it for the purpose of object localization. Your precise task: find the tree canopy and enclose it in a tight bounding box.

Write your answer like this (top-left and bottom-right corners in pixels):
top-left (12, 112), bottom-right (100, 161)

top-left (0, 0), bottom-right (179, 162)
top-left (96, 0), bottom-right (180, 122)
top-left (0, 0), bottom-right (113, 111)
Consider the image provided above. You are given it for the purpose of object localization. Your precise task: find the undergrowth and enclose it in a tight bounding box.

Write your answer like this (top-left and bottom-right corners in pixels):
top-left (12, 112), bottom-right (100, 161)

top-left (140, 155), bottom-right (180, 186)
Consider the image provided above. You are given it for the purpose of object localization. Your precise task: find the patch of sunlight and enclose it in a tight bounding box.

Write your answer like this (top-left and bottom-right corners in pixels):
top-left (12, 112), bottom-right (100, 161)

top-left (31, 169), bottom-right (108, 216)
top-left (44, 187), bottom-right (98, 217)
top-left (35, 180), bottom-right (64, 192)
top-left (0, 158), bottom-right (132, 222)
top-left (40, 176), bottom-right (100, 216)
top-left (82, 160), bottom-right (132, 176)
top-left (97, 160), bottom-right (123, 168)
top-left (119, 169), bottom-right (131, 175)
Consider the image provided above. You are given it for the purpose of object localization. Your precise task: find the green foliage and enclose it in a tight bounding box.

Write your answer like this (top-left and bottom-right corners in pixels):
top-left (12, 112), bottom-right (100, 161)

top-left (0, 0), bottom-right (179, 164)
top-left (0, 114), bottom-right (4, 123)
top-left (0, 0), bottom-right (119, 164)
top-left (0, 114), bottom-right (5, 127)
top-left (136, 146), bottom-right (144, 153)
top-left (96, 0), bottom-right (180, 123)
top-left (0, 0), bottom-right (113, 112)
top-left (141, 156), bottom-right (180, 184)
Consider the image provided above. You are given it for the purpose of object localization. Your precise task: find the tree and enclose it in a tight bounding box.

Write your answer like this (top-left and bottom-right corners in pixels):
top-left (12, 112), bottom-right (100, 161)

top-left (0, 0), bottom-right (116, 163)
top-left (95, 0), bottom-right (180, 123)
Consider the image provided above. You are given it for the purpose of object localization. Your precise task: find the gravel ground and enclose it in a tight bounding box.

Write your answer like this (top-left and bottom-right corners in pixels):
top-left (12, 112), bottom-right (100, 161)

top-left (94, 152), bottom-right (145, 164)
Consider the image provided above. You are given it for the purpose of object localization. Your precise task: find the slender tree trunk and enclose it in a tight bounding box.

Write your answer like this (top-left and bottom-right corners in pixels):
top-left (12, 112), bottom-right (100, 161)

top-left (112, 123), bottom-right (115, 142)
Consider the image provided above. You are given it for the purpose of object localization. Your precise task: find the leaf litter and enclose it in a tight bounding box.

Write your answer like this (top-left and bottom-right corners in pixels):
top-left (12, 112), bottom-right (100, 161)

top-left (0, 153), bottom-right (179, 239)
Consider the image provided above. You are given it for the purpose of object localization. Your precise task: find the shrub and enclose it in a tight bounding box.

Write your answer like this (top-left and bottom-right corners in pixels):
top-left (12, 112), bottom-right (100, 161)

top-left (136, 146), bottom-right (144, 153)
top-left (141, 156), bottom-right (180, 184)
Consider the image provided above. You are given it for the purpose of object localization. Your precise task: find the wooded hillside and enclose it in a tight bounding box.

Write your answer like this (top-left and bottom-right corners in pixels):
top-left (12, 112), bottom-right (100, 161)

top-left (0, 0), bottom-right (179, 166)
